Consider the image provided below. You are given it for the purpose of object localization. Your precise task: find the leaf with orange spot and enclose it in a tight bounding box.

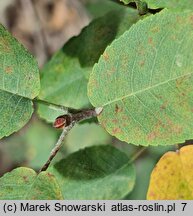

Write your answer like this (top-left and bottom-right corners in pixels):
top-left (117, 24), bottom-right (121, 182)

top-left (0, 25), bottom-right (40, 139)
top-left (147, 145), bottom-right (193, 200)
top-left (88, 10), bottom-right (193, 146)
top-left (0, 167), bottom-right (63, 200)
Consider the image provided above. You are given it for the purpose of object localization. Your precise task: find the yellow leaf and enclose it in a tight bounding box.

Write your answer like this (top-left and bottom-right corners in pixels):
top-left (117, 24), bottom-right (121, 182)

top-left (147, 145), bottom-right (193, 200)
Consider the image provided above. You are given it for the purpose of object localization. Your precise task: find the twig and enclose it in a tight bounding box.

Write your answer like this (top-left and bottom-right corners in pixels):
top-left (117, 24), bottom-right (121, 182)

top-left (39, 122), bottom-right (75, 172)
top-left (39, 106), bottom-right (102, 172)
top-left (34, 98), bottom-right (79, 113)
top-left (129, 147), bottom-right (146, 163)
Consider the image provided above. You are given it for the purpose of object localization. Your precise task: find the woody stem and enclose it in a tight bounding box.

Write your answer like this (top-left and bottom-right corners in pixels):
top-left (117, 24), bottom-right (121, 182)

top-left (39, 107), bottom-right (99, 173)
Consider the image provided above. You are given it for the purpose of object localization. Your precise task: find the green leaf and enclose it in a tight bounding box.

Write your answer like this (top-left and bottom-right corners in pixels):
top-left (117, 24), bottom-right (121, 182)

top-left (65, 123), bottom-right (112, 155)
top-left (38, 8), bottom-right (141, 117)
top-left (0, 167), bottom-right (63, 200)
top-left (88, 10), bottom-right (193, 146)
top-left (0, 25), bottom-right (40, 99)
top-left (0, 25), bottom-right (40, 138)
top-left (0, 91), bottom-right (33, 138)
top-left (120, 0), bottom-right (148, 15)
top-left (145, 0), bottom-right (193, 10)
top-left (48, 145), bottom-right (135, 199)
top-left (85, 0), bottom-right (120, 19)
top-left (37, 103), bottom-right (66, 124)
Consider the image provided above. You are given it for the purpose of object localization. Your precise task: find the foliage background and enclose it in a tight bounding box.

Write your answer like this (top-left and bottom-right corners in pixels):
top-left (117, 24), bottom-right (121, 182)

top-left (0, 0), bottom-right (178, 199)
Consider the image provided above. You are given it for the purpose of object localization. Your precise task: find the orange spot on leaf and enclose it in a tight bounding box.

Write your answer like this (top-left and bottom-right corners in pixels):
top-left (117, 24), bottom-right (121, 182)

top-left (103, 52), bottom-right (109, 61)
top-left (112, 128), bottom-right (121, 134)
top-left (22, 176), bottom-right (29, 183)
top-left (139, 61), bottom-right (145, 67)
top-left (115, 104), bottom-right (123, 113)
top-left (112, 119), bottom-right (118, 123)
top-left (5, 66), bottom-right (12, 74)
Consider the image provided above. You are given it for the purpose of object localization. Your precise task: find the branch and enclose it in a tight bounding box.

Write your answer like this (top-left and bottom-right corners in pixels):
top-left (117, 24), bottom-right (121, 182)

top-left (39, 106), bottom-right (103, 172)
top-left (34, 98), bottom-right (78, 113)
top-left (129, 147), bottom-right (146, 163)
top-left (39, 122), bottom-right (75, 172)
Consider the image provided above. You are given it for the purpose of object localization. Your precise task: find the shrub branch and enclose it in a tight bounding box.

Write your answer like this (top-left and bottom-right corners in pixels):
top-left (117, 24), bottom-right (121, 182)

top-left (38, 104), bottom-right (103, 172)
top-left (39, 122), bottom-right (75, 172)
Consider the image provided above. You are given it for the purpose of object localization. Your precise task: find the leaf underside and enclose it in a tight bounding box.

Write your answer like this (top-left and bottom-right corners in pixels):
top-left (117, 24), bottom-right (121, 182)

top-left (88, 10), bottom-right (193, 146)
top-left (48, 145), bottom-right (135, 200)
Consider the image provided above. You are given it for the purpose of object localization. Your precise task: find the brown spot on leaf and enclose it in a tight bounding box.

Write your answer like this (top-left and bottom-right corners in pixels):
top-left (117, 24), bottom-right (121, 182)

top-left (160, 101), bottom-right (168, 110)
top-left (122, 116), bottom-right (129, 121)
top-left (148, 119), bottom-right (168, 141)
top-left (139, 61), bottom-right (145, 67)
top-left (112, 127), bottom-right (121, 134)
top-left (100, 120), bottom-right (107, 128)
top-left (160, 104), bottom-right (166, 110)
top-left (147, 131), bottom-right (157, 141)
top-left (175, 78), bottom-right (184, 87)
top-left (173, 125), bottom-right (183, 134)
top-left (189, 15), bottom-right (193, 25)
top-left (151, 26), bottom-right (160, 33)
top-left (148, 37), bottom-right (153, 45)
top-left (22, 176), bottom-right (29, 183)
top-left (115, 104), bottom-right (123, 113)
top-left (46, 172), bottom-right (54, 178)
top-left (112, 119), bottom-right (118, 123)
top-left (28, 76), bottom-right (32, 80)
top-left (5, 66), bottom-right (12, 74)
top-left (179, 195), bottom-right (184, 199)
top-left (148, 191), bottom-right (156, 198)
top-left (166, 118), bottom-right (183, 134)
top-left (89, 79), bottom-right (98, 89)
top-left (103, 52), bottom-right (109, 61)
top-left (0, 37), bottom-right (11, 52)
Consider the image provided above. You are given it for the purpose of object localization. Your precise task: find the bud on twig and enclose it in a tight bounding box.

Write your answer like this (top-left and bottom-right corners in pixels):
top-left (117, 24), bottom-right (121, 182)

top-left (53, 107), bottom-right (103, 129)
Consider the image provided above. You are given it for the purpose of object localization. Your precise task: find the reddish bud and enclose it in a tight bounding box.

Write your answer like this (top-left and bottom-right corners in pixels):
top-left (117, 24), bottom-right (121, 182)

top-left (53, 115), bottom-right (72, 129)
